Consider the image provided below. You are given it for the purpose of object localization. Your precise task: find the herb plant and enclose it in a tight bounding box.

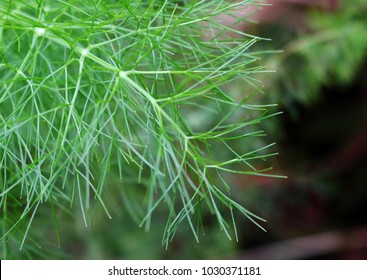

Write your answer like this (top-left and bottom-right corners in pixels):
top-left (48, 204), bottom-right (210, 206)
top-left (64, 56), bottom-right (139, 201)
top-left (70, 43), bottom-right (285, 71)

top-left (0, 0), bottom-right (279, 259)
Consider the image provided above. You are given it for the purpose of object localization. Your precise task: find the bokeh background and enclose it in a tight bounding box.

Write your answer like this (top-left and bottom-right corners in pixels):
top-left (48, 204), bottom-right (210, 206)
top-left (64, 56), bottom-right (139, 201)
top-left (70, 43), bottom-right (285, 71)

top-left (238, 0), bottom-right (367, 259)
top-left (4, 0), bottom-right (367, 259)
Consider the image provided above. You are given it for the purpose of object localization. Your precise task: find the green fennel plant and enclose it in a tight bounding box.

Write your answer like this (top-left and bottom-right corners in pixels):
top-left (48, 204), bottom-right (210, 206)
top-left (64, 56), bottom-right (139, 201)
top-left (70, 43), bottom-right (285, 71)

top-left (0, 0), bottom-right (280, 259)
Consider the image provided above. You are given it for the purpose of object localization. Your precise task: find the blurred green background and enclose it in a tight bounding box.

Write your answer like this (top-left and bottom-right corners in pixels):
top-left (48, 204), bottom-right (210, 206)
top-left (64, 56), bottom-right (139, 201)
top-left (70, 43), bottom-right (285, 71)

top-left (4, 0), bottom-right (367, 259)
top-left (231, 0), bottom-right (367, 259)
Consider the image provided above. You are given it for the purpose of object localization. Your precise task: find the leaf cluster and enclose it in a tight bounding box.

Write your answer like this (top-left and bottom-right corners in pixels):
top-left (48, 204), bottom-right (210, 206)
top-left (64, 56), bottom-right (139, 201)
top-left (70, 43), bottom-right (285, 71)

top-left (0, 0), bottom-right (277, 257)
